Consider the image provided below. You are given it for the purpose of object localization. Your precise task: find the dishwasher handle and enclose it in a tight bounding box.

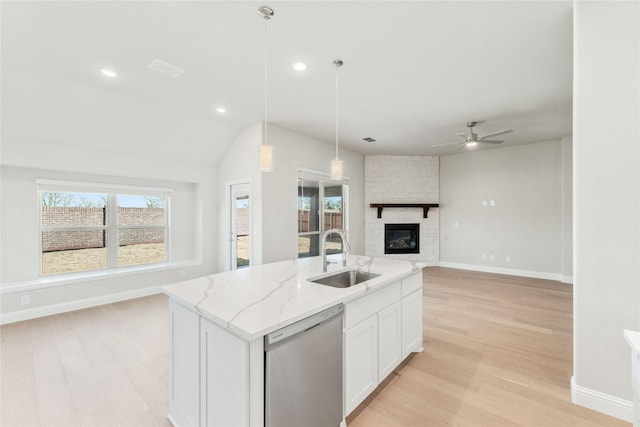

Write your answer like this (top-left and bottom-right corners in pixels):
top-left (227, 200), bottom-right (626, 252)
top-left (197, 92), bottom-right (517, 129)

top-left (265, 304), bottom-right (343, 349)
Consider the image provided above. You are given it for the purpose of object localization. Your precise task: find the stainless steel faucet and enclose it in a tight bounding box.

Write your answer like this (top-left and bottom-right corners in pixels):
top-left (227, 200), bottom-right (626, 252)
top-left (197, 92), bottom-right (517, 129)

top-left (321, 228), bottom-right (350, 272)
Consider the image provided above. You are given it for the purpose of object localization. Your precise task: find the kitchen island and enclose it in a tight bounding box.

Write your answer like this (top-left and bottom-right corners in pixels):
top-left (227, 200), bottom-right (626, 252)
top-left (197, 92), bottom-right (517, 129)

top-left (164, 254), bottom-right (424, 427)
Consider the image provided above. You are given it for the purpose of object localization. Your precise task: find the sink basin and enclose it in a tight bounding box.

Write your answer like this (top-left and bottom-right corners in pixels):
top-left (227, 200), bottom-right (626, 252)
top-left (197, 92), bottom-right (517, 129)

top-left (310, 269), bottom-right (380, 288)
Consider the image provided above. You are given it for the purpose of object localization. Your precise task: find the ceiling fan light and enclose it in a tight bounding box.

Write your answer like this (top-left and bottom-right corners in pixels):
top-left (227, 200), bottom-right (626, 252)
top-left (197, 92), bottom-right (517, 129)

top-left (331, 158), bottom-right (343, 181)
top-left (466, 141), bottom-right (478, 147)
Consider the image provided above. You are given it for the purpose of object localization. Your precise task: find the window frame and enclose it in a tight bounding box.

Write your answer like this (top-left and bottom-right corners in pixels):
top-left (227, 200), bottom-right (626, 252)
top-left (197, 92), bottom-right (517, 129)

top-left (296, 169), bottom-right (349, 259)
top-left (37, 179), bottom-right (172, 277)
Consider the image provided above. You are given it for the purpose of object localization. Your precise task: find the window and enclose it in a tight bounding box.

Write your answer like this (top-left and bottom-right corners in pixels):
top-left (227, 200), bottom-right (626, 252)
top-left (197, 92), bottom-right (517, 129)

top-left (297, 172), bottom-right (348, 258)
top-left (39, 182), bottom-right (170, 276)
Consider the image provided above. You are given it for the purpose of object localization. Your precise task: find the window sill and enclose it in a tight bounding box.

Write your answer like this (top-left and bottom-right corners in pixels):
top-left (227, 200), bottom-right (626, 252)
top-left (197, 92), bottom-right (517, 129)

top-left (0, 259), bottom-right (202, 294)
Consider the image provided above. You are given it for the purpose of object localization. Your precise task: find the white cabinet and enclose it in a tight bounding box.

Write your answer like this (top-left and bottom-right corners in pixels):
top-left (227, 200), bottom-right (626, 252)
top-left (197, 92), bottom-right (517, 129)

top-left (378, 301), bottom-right (402, 380)
top-left (200, 318), bottom-right (249, 427)
top-left (169, 301), bottom-right (263, 427)
top-left (343, 271), bottom-right (423, 417)
top-left (169, 300), bottom-right (201, 427)
top-left (402, 289), bottom-right (423, 359)
top-left (344, 315), bottom-right (378, 414)
top-left (625, 330), bottom-right (640, 427)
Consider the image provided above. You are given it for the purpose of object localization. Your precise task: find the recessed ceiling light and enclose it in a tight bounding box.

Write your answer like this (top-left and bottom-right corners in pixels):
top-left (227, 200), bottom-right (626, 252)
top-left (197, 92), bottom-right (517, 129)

top-left (99, 68), bottom-right (118, 78)
top-left (292, 62), bottom-right (308, 71)
top-left (215, 107), bottom-right (227, 113)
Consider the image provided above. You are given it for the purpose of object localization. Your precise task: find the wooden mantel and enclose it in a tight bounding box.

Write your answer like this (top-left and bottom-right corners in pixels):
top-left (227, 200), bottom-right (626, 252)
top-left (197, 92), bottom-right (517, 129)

top-left (370, 203), bottom-right (440, 219)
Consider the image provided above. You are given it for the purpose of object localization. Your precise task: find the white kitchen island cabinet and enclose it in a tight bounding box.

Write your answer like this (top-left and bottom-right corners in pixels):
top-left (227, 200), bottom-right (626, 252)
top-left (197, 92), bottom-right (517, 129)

top-left (343, 273), bottom-right (424, 416)
top-left (164, 255), bottom-right (424, 427)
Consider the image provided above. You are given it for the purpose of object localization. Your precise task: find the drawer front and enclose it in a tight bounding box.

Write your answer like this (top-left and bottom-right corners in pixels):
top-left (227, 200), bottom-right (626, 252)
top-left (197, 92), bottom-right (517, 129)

top-left (345, 281), bottom-right (401, 329)
top-left (401, 272), bottom-right (422, 297)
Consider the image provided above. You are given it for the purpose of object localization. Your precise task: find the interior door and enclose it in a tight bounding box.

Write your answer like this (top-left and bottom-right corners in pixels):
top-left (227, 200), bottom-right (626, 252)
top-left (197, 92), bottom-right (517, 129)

top-left (230, 183), bottom-right (251, 270)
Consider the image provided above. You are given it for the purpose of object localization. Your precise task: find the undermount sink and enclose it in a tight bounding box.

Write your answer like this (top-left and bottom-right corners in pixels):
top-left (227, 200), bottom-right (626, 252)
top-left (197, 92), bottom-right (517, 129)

top-left (310, 269), bottom-right (380, 288)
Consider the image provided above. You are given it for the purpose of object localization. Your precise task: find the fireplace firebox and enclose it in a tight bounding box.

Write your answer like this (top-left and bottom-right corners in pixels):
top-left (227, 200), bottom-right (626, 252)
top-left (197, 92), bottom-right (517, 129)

top-left (385, 223), bottom-right (419, 254)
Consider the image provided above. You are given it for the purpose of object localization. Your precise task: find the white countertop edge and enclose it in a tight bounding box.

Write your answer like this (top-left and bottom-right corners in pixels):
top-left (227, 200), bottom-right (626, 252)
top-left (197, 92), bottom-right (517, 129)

top-left (624, 329), bottom-right (640, 355)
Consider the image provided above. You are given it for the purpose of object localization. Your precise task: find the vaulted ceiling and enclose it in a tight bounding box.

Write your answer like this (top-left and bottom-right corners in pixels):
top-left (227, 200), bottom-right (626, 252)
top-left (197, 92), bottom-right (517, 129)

top-left (1, 1), bottom-right (573, 167)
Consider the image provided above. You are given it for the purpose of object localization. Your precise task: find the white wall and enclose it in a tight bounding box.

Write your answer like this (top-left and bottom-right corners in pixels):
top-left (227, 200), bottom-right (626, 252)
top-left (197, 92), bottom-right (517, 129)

top-left (573, 1), bottom-right (640, 420)
top-left (364, 155), bottom-right (439, 264)
top-left (0, 137), bottom-right (217, 321)
top-left (217, 122), bottom-right (365, 269)
top-left (440, 139), bottom-right (569, 281)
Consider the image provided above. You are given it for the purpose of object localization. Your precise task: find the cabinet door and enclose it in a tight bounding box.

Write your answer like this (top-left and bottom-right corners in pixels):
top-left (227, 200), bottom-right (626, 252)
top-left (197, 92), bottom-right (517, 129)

top-left (344, 315), bottom-right (378, 416)
top-left (378, 301), bottom-right (402, 381)
top-left (402, 289), bottom-right (424, 359)
top-left (201, 318), bottom-right (249, 427)
top-left (169, 301), bottom-right (201, 427)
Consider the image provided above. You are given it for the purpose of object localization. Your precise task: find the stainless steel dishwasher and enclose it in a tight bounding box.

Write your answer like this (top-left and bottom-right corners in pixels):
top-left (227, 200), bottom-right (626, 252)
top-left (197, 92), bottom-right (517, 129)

top-left (265, 304), bottom-right (344, 427)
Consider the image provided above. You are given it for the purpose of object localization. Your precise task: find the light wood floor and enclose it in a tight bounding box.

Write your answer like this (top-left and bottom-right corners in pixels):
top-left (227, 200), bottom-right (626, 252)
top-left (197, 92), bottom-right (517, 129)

top-left (0, 267), bottom-right (631, 426)
top-left (1, 294), bottom-right (172, 427)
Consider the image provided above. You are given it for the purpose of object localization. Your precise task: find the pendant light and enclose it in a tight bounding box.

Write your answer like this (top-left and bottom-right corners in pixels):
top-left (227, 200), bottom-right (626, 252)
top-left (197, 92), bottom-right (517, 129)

top-left (331, 59), bottom-right (344, 181)
top-left (258, 6), bottom-right (274, 172)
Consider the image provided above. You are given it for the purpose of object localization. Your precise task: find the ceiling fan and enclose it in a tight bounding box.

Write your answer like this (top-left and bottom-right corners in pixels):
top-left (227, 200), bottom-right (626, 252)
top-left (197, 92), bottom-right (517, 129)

top-left (433, 121), bottom-right (513, 151)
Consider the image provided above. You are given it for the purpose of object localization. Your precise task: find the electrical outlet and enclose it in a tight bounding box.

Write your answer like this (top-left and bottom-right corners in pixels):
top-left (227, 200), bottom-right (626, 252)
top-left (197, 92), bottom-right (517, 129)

top-left (505, 256), bottom-right (511, 262)
top-left (21, 295), bottom-right (31, 306)
top-left (490, 254), bottom-right (495, 261)
top-left (454, 222), bottom-right (459, 228)
top-left (490, 200), bottom-right (496, 207)
top-left (482, 200), bottom-right (487, 207)
top-left (179, 271), bottom-right (186, 279)
top-left (482, 254), bottom-right (487, 260)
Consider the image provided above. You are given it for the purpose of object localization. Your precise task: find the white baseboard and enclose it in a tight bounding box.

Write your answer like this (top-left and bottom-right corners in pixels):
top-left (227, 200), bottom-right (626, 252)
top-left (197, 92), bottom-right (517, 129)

top-left (438, 261), bottom-right (571, 283)
top-left (0, 286), bottom-right (163, 325)
top-left (571, 376), bottom-right (634, 422)
top-left (561, 275), bottom-right (574, 284)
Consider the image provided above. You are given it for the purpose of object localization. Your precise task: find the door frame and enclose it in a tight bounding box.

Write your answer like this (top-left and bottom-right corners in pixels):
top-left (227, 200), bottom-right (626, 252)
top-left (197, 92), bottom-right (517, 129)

top-left (226, 180), bottom-right (252, 271)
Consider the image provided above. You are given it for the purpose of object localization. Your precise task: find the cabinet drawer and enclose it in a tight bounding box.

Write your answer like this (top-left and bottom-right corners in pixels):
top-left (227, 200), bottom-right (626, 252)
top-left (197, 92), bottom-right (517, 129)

top-left (345, 281), bottom-right (401, 329)
top-left (401, 272), bottom-right (422, 297)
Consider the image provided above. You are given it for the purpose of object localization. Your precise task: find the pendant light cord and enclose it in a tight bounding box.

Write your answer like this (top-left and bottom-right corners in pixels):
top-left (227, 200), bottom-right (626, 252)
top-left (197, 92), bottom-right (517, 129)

top-left (264, 17), bottom-right (268, 146)
top-left (335, 62), bottom-right (339, 159)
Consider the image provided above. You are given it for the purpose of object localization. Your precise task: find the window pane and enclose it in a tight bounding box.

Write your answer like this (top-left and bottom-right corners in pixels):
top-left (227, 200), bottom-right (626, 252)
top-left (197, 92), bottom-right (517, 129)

top-left (298, 234), bottom-right (319, 258)
top-left (41, 192), bottom-right (106, 228)
top-left (235, 196), bottom-right (250, 268)
top-left (323, 185), bottom-right (343, 230)
top-left (117, 228), bottom-right (166, 267)
top-left (298, 180), bottom-right (319, 233)
top-left (324, 231), bottom-right (344, 255)
top-left (42, 230), bottom-right (108, 275)
top-left (117, 195), bottom-right (167, 226)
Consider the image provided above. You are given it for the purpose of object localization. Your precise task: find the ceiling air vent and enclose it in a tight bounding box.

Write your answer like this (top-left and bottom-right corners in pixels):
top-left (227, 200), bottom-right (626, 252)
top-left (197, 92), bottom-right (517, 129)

top-left (148, 58), bottom-right (184, 78)
top-left (363, 137), bottom-right (376, 143)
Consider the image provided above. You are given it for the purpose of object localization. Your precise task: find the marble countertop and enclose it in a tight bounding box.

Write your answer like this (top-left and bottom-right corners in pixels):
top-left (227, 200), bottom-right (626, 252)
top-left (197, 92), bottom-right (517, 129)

top-left (624, 329), bottom-right (640, 355)
top-left (163, 254), bottom-right (424, 341)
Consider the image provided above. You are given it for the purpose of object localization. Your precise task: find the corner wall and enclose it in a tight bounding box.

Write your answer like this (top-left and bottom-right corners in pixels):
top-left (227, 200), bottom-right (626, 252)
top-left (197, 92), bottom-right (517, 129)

top-left (573, 1), bottom-right (640, 421)
top-left (217, 122), bottom-right (365, 269)
top-left (364, 155), bottom-right (439, 264)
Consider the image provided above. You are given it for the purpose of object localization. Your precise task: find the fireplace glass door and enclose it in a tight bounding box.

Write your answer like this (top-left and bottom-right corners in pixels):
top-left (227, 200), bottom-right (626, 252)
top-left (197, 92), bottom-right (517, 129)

top-left (385, 223), bottom-right (419, 254)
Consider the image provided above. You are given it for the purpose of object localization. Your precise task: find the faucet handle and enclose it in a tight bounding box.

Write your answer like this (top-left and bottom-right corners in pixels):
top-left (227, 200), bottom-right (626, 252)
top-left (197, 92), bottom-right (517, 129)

top-left (343, 238), bottom-right (351, 254)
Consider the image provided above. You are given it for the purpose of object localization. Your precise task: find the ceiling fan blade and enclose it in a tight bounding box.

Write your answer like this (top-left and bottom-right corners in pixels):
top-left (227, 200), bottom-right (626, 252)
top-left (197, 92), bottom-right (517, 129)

top-left (455, 143), bottom-right (468, 151)
top-left (456, 132), bottom-right (467, 137)
top-left (432, 140), bottom-right (466, 147)
top-left (478, 140), bottom-right (503, 144)
top-left (479, 129), bottom-right (513, 140)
